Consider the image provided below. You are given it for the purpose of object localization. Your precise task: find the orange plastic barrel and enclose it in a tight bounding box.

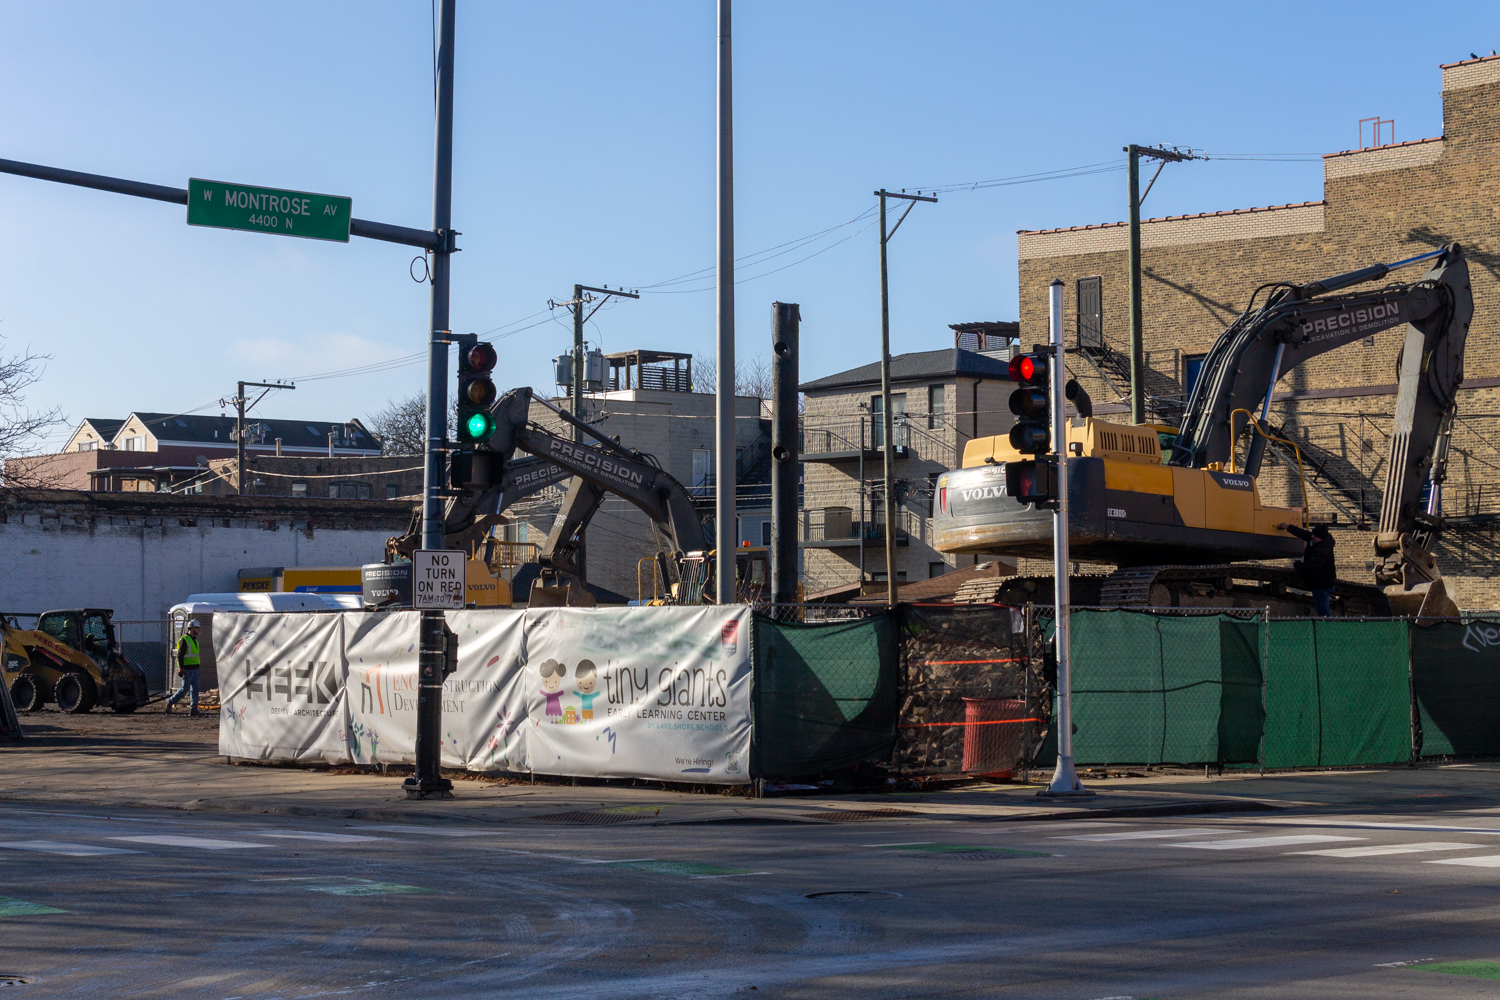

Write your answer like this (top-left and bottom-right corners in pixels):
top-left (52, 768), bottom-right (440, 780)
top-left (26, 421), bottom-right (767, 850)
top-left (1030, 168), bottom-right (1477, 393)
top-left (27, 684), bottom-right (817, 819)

top-left (961, 697), bottom-right (1027, 778)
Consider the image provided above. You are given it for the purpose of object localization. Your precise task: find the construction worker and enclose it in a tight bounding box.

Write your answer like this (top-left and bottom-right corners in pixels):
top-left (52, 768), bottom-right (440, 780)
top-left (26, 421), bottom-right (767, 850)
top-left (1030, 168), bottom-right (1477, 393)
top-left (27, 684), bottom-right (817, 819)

top-left (1276, 522), bottom-right (1337, 617)
top-left (165, 620), bottom-right (202, 716)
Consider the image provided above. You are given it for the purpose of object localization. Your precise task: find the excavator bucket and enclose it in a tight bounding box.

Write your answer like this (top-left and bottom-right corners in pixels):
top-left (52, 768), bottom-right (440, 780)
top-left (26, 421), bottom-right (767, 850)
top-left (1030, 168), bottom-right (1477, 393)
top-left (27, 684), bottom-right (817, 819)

top-left (1386, 577), bottom-right (1460, 621)
top-left (526, 578), bottom-right (596, 609)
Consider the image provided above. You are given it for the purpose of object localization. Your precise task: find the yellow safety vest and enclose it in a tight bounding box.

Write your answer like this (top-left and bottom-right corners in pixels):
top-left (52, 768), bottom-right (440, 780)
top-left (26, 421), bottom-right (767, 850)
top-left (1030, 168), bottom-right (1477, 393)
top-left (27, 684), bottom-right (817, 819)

top-left (180, 634), bottom-right (201, 668)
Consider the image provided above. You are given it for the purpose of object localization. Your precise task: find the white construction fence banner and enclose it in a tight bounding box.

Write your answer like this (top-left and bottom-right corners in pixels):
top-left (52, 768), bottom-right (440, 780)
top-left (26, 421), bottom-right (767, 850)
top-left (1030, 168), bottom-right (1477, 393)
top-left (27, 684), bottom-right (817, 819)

top-left (216, 605), bottom-right (753, 784)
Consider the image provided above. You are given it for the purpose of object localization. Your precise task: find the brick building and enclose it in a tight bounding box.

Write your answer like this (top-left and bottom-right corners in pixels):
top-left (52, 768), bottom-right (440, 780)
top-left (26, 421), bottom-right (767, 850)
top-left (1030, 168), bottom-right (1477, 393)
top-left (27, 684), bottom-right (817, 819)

top-left (799, 332), bottom-right (1020, 596)
top-left (1016, 55), bottom-right (1500, 607)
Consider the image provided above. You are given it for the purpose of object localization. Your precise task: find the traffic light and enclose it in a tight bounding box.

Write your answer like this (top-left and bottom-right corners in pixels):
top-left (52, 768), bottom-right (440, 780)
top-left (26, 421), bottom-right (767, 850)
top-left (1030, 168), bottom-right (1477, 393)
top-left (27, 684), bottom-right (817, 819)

top-left (1008, 352), bottom-right (1051, 455)
top-left (455, 341), bottom-right (498, 489)
top-left (1006, 457), bottom-right (1058, 506)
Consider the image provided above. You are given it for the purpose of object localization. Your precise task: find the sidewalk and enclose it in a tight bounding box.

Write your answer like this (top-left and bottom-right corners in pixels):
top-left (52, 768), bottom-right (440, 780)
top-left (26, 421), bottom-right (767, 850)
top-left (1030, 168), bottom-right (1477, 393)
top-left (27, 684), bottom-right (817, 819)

top-left (5, 706), bottom-right (1498, 826)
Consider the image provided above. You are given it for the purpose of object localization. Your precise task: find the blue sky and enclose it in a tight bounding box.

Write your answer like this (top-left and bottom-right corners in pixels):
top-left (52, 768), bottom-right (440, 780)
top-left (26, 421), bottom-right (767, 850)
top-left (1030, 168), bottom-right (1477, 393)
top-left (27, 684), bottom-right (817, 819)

top-left (2, 1), bottom-right (1496, 450)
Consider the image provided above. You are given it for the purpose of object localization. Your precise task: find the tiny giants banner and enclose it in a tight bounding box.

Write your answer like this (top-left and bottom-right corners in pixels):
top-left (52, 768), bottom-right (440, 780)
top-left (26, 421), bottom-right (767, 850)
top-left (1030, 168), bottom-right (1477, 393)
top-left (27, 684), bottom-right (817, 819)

top-left (523, 606), bottom-right (753, 783)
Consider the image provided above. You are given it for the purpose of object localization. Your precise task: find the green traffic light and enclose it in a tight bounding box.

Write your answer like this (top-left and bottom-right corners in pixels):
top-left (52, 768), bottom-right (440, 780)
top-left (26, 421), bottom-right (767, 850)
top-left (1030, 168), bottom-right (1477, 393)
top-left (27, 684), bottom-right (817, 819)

top-left (465, 412), bottom-right (493, 440)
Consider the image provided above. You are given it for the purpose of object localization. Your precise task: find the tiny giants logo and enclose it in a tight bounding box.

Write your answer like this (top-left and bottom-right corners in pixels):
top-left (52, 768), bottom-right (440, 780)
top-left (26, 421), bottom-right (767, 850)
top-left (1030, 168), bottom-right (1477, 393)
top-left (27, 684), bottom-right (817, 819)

top-left (721, 621), bottom-right (739, 657)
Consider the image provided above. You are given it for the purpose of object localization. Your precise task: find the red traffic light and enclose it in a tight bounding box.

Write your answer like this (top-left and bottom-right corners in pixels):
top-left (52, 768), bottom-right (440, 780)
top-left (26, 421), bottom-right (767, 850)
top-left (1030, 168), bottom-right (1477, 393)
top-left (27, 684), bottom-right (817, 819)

top-left (468, 343), bottom-right (497, 372)
top-left (1008, 353), bottom-right (1048, 384)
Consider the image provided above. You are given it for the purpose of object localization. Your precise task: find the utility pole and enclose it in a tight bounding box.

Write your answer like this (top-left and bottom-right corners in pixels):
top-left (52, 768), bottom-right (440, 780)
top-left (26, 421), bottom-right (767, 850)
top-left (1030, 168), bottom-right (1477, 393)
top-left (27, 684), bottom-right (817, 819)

top-left (228, 381), bottom-right (294, 495)
top-left (1126, 144), bottom-right (1201, 425)
top-left (551, 284), bottom-right (639, 443)
top-left (876, 187), bottom-right (937, 607)
top-left (410, 0), bottom-right (458, 801)
top-left (715, 0), bottom-right (736, 604)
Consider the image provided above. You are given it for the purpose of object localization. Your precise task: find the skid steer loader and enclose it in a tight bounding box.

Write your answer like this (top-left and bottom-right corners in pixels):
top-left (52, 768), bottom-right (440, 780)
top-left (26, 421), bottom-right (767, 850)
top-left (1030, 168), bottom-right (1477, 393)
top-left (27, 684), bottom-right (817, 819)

top-left (2, 608), bottom-right (151, 714)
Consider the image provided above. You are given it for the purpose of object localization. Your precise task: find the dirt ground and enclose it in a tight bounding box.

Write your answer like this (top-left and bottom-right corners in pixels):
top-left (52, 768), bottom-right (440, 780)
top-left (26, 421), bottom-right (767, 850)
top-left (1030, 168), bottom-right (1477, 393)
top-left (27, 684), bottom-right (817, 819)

top-left (12, 698), bottom-right (219, 751)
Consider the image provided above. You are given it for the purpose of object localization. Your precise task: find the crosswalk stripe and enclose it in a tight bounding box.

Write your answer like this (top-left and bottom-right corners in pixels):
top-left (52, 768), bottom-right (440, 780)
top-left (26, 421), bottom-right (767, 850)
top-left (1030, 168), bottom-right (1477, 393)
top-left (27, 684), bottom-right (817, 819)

top-left (0, 840), bottom-right (143, 856)
top-left (1425, 855), bottom-right (1500, 868)
top-left (1289, 842), bottom-right (1484, 858)
top-left (1170, 835), bottom-right (1365, 850)
top-left (254, 832), bottom-right (387, 843)
top-left (109, 835), bottom-right (269, 850)
top-left (1055, 828), bottom-right (1242, 842)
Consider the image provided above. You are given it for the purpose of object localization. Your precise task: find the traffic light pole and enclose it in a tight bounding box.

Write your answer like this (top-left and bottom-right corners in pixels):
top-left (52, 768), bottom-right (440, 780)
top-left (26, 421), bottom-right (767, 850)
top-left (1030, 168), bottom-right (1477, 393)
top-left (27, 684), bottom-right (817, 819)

top-left (1040, 279), bottom-right (1091, 798)
top-left (875, 187), bottom-right (937, 606)
top-left (409, 0), bottom-right (458, 801)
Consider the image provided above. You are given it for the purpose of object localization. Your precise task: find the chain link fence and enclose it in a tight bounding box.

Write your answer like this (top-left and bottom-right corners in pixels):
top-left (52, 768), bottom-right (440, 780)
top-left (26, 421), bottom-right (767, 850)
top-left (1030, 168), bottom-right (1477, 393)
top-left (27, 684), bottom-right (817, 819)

top-left (113, 619), bottom-right (171, 695)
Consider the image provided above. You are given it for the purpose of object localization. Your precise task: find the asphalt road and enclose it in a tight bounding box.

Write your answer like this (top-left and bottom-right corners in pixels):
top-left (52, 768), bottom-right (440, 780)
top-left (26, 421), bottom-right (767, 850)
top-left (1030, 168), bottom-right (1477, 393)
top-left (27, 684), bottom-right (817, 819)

top-left (4, 802), bottom-right (1500, 998)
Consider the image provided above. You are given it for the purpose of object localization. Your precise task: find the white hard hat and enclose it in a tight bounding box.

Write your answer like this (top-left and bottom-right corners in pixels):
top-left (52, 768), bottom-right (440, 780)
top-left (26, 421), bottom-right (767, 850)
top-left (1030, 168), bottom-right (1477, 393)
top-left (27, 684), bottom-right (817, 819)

top-left (187, 620), bottom-right (201, 628)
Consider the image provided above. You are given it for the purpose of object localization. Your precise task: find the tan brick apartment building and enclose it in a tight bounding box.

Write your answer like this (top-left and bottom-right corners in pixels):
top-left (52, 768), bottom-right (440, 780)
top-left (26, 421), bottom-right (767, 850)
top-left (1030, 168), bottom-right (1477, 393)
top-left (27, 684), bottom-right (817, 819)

top-left (1016, 54), bottom-right (1500, 606)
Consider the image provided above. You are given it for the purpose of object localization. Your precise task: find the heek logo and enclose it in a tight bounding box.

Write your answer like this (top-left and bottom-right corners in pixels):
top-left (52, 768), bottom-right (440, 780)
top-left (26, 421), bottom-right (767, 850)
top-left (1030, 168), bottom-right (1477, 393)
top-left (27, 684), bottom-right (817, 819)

top-left (721, 621), bottom-right (738, 657)
top-left (1462, 623), bottom-right (1500, 652)
top-left (245, 659), bottom-right (339, 705)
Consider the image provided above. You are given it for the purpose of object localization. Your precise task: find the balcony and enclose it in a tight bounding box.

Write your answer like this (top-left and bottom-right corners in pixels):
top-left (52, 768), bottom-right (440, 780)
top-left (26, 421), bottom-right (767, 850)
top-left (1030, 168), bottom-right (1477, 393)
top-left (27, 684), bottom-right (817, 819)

top-left (800, 415), bottom-right (906, 462)
top-left (799, 506), bottom-right (912, 549)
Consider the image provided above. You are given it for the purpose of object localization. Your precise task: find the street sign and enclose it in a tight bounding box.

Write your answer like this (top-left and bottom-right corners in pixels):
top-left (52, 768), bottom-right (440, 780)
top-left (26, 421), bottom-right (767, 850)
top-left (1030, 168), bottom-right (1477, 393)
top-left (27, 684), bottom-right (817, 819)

top-left (412, 550), bottom-right (465, 610)
top-left (187, 178), bottom-right (351, 243)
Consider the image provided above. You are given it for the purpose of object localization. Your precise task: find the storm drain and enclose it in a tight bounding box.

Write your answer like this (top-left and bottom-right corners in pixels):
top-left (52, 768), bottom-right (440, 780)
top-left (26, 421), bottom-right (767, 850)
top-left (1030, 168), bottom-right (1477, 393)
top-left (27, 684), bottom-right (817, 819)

top-left (801, 809), bottom-right (920, 823)
top-left (805, 890), bottom-right (901, 901)
top-left (529, 811), bottom-right (639, 826)
top-left (0, 976), bottom-right (38, 988)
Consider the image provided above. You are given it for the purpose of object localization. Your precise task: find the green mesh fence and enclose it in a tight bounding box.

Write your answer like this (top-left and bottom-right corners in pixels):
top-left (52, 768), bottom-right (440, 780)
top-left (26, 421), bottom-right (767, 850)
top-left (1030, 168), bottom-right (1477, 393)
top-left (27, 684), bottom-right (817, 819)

top-left (751, 612), bottom-right (898, 778)
top-left (1068, 610), bottom-right (1265, 766)
top-left (1412, 619), bottom-right (1500, 758)
top-left (1262, 619), bottom-right (1411, 768)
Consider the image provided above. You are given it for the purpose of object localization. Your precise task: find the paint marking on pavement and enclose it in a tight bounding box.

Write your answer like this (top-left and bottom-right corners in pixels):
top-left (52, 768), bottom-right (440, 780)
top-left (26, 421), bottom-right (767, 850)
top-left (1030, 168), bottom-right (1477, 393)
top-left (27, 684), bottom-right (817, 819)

top-left (109, 835), bottom-right (269, 850)
top-left (253, 832), bottom-right (387, 843)
top-left (577, 858), bottom-right (658, 865)
top-left (863, 842), bottom-right (936, 848)
top-left (687, 872), bottom-right (774, 880)
top-left (610, 860), bottom-right (761, 878)
top-left (1056, 828), bottom-right (1243, 841)
top-left (305, 879), bottom-right (432, 896)
top-left (1290, 842), bottom-right (1483, 858)
top-left (1374, 958), bottom-right (1435, 967)
top-left (0, 895), bottom-right (67, 916)
top-left (1407, 960), bottom-right (1500, 979)
top-left (0, 840), bottom-right (143, 856)
top-left (361, 825), bottom-right (499, 837)
top-left (1425, 855), bottom-right (1500, 868)
top-left (1247, 819), bottom-right (1500, 835)
top-left (1170, 835), bottom-right (1365, 850)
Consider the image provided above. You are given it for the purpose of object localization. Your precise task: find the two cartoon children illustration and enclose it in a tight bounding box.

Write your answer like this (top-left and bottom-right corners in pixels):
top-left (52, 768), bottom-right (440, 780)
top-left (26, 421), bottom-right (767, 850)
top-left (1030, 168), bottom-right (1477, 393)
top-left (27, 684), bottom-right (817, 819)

top-left (537, 658), bottom-right (600, 724)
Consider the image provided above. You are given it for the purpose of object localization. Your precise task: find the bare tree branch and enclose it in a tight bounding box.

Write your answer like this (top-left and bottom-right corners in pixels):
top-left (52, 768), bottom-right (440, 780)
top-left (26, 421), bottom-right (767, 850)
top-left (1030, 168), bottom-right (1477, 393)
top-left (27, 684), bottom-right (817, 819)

top-left (0, 338), bottom-right (67, 487)
top-left (365, 392), bottom-right (454, 456)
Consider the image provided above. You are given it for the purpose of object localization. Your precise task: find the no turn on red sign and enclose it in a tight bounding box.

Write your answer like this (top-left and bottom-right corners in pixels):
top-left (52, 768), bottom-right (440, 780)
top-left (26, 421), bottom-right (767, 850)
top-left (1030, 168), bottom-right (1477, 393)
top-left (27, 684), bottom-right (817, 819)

top-left (412, 550), bottom-right (465, 610)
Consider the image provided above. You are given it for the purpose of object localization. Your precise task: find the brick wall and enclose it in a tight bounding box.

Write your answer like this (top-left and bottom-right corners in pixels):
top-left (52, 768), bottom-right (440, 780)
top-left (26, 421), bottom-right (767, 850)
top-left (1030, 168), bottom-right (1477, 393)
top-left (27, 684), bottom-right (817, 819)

top-left (1016, 56), bottom-right (1500, 609)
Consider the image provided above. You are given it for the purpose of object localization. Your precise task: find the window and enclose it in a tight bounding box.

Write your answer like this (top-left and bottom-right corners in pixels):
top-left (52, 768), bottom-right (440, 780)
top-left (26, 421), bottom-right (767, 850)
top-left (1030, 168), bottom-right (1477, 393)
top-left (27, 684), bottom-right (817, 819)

top-left (929, 561), bottom-right (948, 579)
top-left (761, 520), bottom-right (772, 546)
top-left (39, 612), bottom-right (81, 651)
top-left (871, 393), bottom-right (907, 448)
top-left (928, 385), bottom-right (946, 429)
top-left (77, 440), bottom-right (96, 452)
top-left (1077, 276), bottom-right (1103, 350)
top-left (1184, 353), bottom-right (1207, 400)
top-left (386, 484), bottom-right (400, 499)
top-left (692, 449), bottom-right (712, 489)
top-left (870, 571), bottom-right (908, 583)
top-left (291, 482), bottom-right (308, 497)
top-left (328, 482), bottom-right (373, 500)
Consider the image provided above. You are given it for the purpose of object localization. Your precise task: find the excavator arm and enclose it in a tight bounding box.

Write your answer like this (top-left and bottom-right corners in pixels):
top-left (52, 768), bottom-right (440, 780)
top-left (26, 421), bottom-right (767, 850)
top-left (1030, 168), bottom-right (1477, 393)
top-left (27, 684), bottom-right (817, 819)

top-left (384, 454), bottom-right (573, 562)
top-left (1171, 243), bottom-right (1472, 616)
top-left (487, 387), bottom-right (709, 600)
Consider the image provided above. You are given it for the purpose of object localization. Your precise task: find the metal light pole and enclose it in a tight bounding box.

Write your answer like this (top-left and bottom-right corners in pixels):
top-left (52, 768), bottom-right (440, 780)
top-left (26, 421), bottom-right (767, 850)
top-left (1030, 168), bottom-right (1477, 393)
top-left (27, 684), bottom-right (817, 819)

top-left (770, 302), bottom-right (800, 606)
top-left (875, 188), bottom-right (936, 606)
top-left (714, 0), bottom-right (736, 604)
top-left (1040, 279), bottom-right (1091, 798)
top-left (409, 0), bottom-right (458, 800)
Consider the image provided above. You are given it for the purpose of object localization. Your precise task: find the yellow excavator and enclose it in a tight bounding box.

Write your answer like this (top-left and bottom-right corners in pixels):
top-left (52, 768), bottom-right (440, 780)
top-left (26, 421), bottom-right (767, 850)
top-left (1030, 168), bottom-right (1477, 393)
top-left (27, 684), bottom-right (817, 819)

top-left (3, 609), bottom-right (152, 713)
top-left (934, 244), bottom-right (1473, 618)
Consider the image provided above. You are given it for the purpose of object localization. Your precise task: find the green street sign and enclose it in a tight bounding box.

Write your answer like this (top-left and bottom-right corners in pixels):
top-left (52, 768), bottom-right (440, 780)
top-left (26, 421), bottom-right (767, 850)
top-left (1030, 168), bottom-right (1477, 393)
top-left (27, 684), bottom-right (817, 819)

top-left (187, 178), bottom-right (351, 243)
